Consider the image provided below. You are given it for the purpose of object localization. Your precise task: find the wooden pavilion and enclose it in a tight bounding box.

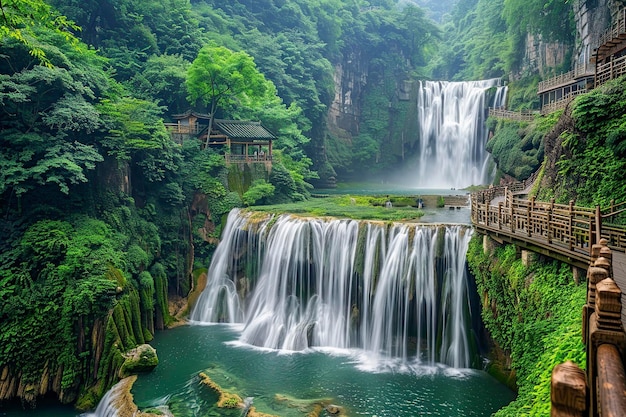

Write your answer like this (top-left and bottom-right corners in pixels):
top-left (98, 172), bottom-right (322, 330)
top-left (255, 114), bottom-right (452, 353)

top-left (165, 111), bottom-right (274, 164)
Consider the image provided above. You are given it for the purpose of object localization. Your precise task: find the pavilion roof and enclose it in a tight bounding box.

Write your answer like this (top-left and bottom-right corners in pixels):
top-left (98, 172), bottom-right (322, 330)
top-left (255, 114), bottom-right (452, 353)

top-left (213, 119), bottom-right (275, 140)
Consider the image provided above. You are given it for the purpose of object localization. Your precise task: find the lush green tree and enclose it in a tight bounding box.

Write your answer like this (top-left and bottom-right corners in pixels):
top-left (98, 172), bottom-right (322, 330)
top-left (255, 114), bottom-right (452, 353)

top-left (186, 44), bottom-right (271, 148)
top-left (128, 54), bottom-right (190, 114)
top-left (0, 32), bottom-right (109, 202)
top-left (0, 0), bottom-right (79, 66)
top-left (242, 179), bottom-right (275, 206)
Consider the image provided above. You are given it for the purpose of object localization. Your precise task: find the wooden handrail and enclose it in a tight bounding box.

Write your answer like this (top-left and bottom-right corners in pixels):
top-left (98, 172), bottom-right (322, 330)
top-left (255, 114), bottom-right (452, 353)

top-left (488, 107), bottom-right (537, 121)
top-left (474, 179), bottom-right (626, 417)
top-left (471, 173), bottom-right (626, 269)
top-left (596, 344), bottom-right (626, 416)
top-left (538, 63), bottom-right (595, 93)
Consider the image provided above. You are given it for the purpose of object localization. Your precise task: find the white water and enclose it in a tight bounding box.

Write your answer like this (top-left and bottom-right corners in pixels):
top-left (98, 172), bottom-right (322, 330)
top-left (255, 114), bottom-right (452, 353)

top-left (191, 209), bottom-right (476, 368)
top-left (414, 79), bottom-right (507, 188)
top-left (81, 380), bottom-right (125, 417)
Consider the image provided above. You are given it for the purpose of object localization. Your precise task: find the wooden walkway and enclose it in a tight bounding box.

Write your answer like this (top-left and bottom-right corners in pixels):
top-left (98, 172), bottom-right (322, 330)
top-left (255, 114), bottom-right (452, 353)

top-left (471, 178), bottom-right (626, 323)
top-left (471, 182), bottom-right (626, 417)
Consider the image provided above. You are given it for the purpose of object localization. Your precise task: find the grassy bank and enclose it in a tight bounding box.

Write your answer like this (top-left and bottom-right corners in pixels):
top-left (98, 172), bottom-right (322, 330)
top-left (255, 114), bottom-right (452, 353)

top-left (250, 195), bottom-right (425, 221)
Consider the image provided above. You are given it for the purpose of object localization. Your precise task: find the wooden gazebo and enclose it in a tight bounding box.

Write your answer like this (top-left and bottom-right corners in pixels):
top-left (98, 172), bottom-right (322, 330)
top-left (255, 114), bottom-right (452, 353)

top-left (204, 119), bottom-right (274, 164)
top-left (165, 112), bottom-right (274, 164)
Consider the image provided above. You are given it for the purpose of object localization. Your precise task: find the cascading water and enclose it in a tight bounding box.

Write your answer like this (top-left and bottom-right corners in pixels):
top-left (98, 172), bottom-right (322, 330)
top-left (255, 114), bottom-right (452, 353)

top-left (414, 79), bottom-right (507, 188)
top-left (191, 209), bottom-right (479, 368)
top-left (81, 380), bottom-right (127, 417)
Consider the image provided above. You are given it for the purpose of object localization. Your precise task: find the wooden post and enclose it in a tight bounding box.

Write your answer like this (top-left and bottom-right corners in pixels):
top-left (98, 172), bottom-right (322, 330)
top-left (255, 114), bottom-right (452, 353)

top-left (511, 196), bottom-right (515, 233)
top-left (568, 200), bottom-right (574, 252)
top-left (548, 198), bottom-right (554, 244)
top-left (528, 196), bottom-right (535, 237)
top-left (597, 344), bottom-right (626, 417)
top-left (588, 273), bottom-right (626, 417)
top-left (550, 361), bottom-right (587, 417)
top-left (611, 199), bottom-right (615, 223)
top-left (498, 202), bottom-right (503, 230)
top-left (595, 205), bottom-right (602, 247)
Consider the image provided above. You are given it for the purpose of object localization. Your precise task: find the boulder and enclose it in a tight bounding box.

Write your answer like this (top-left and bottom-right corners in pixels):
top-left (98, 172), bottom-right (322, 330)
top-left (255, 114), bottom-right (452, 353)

top-left (120, 344), bottom-right (158, 377)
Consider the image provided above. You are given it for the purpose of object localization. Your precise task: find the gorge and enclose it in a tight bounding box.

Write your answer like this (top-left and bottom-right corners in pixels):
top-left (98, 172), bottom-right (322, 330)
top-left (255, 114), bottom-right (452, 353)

top-left (4, 0), bottom-right (622, 416)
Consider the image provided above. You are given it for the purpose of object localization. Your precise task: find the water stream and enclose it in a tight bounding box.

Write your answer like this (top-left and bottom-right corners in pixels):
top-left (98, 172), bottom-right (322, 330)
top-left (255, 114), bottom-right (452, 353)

top-left (410, 79), bottom-right (507, 188)
top-left (191, 209), bottom-right (480, 368)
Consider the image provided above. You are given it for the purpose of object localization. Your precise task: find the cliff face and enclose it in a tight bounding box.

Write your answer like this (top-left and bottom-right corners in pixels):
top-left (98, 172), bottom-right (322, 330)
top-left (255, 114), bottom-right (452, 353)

top-left (324, 48), bottom-right (419, 180)
top-left (521, 34), bottom-right (569, 78)
top-left (574, 0), bottom-right (612, 64)
top-left (327, 61), bottom-right (364, 140)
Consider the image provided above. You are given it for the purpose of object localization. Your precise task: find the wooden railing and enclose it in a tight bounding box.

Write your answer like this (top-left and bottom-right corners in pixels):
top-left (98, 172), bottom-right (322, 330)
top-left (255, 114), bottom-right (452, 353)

top-left (488, 107), bottom-right (537, 121)
top-left (550, 243), bottom-right (626, 417)
top-left (595, 8), bottom-right (626, 58)
top-left (224, 154), bottom-right (272, 164)
top-left (537, 63), bottom-right (595, 93)
top-left (471, 177), bottom-right (626, 417)
top-left (540, 90), bottom-right (587, 115)
top-left (472, 193), bottom-right (597, 265)
top-left (595, 54), bottom-right (626, 87)
top-left (164, 123), bottom-right (206, 135)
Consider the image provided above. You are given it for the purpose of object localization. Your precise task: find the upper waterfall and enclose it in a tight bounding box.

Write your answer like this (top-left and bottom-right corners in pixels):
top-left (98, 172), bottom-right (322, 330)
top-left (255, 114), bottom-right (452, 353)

top-left (413, 79), bottom-right (507, 189)
top-left (190, 209), bottom-right (480, 369)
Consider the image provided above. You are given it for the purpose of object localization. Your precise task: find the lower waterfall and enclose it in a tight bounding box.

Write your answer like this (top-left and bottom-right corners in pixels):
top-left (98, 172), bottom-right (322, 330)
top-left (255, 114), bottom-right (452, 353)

top-left (191, 209), bottom-right (480, 368)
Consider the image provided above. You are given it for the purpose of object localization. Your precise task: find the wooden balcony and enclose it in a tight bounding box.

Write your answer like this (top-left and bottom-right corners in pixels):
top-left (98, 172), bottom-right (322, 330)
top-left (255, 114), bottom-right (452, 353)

top-left (537, 63), bottom-right (595, 94)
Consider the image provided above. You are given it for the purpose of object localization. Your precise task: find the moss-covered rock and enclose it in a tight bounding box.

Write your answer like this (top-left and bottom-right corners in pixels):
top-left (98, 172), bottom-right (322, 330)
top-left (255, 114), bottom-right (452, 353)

top-left (119, 344), bottom-right (158, 377)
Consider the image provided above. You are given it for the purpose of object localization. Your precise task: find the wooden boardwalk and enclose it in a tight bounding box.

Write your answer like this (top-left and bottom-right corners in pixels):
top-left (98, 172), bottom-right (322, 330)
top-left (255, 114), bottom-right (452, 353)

top-left (471, 182), bottom-right (626, 417)
top-left (471, 185), bottom-right (626, 321)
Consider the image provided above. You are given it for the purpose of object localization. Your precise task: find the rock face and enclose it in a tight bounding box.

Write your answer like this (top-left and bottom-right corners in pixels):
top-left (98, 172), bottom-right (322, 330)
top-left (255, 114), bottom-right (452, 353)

top-left (120, 344), bottom-right (158, 377)
top-left (574, 0), bottom-right (612, 64)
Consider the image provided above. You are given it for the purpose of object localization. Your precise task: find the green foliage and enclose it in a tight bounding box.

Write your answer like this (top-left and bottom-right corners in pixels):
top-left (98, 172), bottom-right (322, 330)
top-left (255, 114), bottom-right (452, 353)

top-left (505, 77), bottom-right (541, 111)
top-left (186, 43), bottom-right (270, 122)
top-left (97, 96), bottom-right (170, 161)
top-left (128, 53), bottom-right (190, 114)
top-left (249, 195), bottom-right (425, 221)
top-left (242, 180), bottom-right (275, 206)
top-left (486, 118), bottom-right (545, 180)
top-left (0, 0), bottom-right (80, 66)
top-left (0, 218), bottom-right (120, 391)
top-left (503, 0), bottom-right (574, 43)
top-left (432, 0), bottom-right (573, 79)
top-left (554, 77), bottom-right (626, 206)
top-left (467, 237), bottom-right (586, 416)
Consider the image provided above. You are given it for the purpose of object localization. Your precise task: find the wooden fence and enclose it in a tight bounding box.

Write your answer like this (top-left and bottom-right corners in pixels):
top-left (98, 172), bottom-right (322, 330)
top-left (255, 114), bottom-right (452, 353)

top-left (471, 184), bottom-right (626, 267)
top-left (470, 181), bottom-right (626, 417)
top-left (595, 54), bottom-right (626, 87)
top-left (488, 107), bottom-right (537, 122)
top-left (537, 63), bottom-right (595, 94)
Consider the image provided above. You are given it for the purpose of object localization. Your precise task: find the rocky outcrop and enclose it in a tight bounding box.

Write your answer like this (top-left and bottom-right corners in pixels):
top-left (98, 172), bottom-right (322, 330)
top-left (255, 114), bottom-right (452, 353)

top-left (119, 344), bottom-right (158, 377)
top-left (522, 34), bottom-right (569, 78)
top-left (0, 361), bottom-right (76, 406)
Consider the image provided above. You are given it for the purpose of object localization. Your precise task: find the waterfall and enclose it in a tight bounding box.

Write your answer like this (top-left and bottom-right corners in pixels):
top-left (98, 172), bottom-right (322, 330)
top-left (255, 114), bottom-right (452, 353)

top-left (81, 380), bottom-right (127, 417)
top-left (415, 79), bottom-right (507, 188)
top-left (191, 209), bottom-right (479, 368)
